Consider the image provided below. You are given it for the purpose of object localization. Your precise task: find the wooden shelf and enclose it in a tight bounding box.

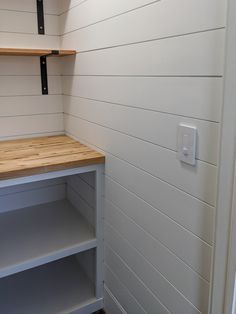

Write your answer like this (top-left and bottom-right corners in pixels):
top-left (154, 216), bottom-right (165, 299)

top-left (0, 256), bottom-right (103, 314)
top-left (0, 199), bottom-right (96, 278)
top-left (0, 48), bottom-right (76, 94)
top-left (0, 48), bottom-right (76, 57)
top-left (0, 135), bottom-right (105, 180)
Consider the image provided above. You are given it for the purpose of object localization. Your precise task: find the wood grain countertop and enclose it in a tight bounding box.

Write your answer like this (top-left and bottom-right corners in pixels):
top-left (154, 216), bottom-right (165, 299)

top-left (0, 135), bottom-right (105, 180)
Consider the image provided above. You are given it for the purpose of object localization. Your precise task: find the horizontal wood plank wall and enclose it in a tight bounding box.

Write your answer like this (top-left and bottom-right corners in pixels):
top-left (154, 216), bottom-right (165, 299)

top-left (0, 0), bottom-right (59, 48)
top-left (60, 0), bottom-right (227, 313)
top-left (0, 0), bottom-right (63, 140)
top-left (104, 286), bottom-right (126, 314)
top-left (66, 173), bottom-right (96, 227)
top-left (58, 0), bottom-right (90, 15)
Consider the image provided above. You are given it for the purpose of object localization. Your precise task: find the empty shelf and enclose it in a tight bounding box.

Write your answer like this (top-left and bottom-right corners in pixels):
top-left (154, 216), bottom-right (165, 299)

top-left (0, 199), bottom-right (96, 278)
top-left (0, 256), bottom-right (103, 314)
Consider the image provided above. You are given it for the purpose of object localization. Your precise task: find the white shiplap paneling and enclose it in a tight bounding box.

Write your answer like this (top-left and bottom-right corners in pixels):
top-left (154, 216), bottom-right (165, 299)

top-left (63, 0), bottom-right (225, 312)
top-left (0, 10), bottom-right (59, 35)
top-left (104, 286), bottom-right (126, 314)
top-left (105, 222), bottom-right (207, 313)
top-left (58, 0), bottom-right (88, 15)
top-left (60, 0), bottom-right (161, 35)
top-left (0, 76), bottom-right (61, 96)
top-left (0, 57), bottom-right (61, 76)
top-left (63, 95), bottom-right (219, 165)
top-left (62, 29), bottom-right (224, 76)
top-left (65, 114), bottom-right (217, 206)
top-left (62, 76), bottom-right (223, 122)
top-left (0, 0), bottom-right (59, 15)
top-left (105, 176), bottom-right (212, 280)
top-left (0, 33), bottom-right (59, 50)
top-left (0, 0), bottom-right (224, 312)
top-left (105, 264), bottom-right (146, 314)
top-left (105, 245), bottom-right (170, 314)
top-left (0, 96), bottom-right (62, 116)
top-left (0, 114), bottom-right (63, 140)
top-left (61, 0), bottom-right (226, 52)
top-left (67, 185), bottom-right (95, 227)
top-left (67, 175), bottom-right (95, 209)
top-left (105, 154), bottom-right (214, 245)
top-left (0, 1), bottom-right (62, 140)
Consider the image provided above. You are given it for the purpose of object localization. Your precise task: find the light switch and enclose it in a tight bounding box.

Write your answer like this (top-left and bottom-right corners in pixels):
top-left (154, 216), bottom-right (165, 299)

top-left (178, 124), bottom-right (197, 165)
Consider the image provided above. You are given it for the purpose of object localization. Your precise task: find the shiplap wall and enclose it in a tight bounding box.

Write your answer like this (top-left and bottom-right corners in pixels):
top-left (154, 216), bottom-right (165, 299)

top-left (60, 0), bottom-right (227, 313)
top-left (0, 0), bottom-right (63, 140)
top-left (0, 0), bottom-right (228, 312)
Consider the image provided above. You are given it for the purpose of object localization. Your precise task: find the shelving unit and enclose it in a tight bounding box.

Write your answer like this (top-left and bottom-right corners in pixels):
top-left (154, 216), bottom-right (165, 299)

top-left (0, 135), bottom-right (104, 180)
top-left (0, 200), bottom-right (96, 278)
top-left (0, 48), bottom-right (76, 94)
top-left (0, 256), bottom-right (100, 314)
top-left (0, 135), bottom-right (105, 313)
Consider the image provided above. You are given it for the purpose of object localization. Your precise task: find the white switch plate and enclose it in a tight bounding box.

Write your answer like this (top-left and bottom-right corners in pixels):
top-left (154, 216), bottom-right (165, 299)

top-left (178, 124), bottom-right (197, 165)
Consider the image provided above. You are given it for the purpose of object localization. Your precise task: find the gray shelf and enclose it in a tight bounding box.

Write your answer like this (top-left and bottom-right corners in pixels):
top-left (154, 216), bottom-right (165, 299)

top-left (0, 199), bottom-right (97, 278)
top-left (0, 255), bottom-right (103, 314)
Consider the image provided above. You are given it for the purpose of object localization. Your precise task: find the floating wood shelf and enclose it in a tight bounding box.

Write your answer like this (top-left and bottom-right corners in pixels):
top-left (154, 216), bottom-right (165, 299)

top-left (0, 135), bottom-right (105, 180)
top-left (0, 48), bottom-right (76, 57)
top-left (0, 48), bottom-right (76, 94)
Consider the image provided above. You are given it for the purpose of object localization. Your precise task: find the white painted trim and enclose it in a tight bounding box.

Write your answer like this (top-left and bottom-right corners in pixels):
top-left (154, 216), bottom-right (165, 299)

top-left (0, 164), bottom-right (104, 312)
top-left (224, 166), bottom-right (236, 313)
top-left (210, 0), bottom-right (236, 312)
top-left (232, 272), bottom-right (236, 314)
top-left (95, 164), bottom-right (105, 300)
top-left (0, 165), bottom-right (101, 188)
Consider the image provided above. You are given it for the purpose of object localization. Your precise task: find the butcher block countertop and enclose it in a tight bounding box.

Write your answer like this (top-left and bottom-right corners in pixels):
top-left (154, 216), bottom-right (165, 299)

top-left (0, 135), bottom-right (105, 180)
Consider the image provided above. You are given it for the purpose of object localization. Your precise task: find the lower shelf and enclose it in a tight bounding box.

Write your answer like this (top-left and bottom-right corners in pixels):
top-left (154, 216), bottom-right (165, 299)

top-left (0, 255), bottom-right (103, 314)
top-left (0, 199), bottom-right (96, 278)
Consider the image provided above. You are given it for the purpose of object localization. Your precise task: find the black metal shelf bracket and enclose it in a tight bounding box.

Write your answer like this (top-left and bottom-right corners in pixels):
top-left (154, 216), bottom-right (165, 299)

top-left (40, 51), bottom-right (59, 95)
top-left (36, 0), bottom-right (45, 35)
top-left (40, 56), bottom-right (48, 94)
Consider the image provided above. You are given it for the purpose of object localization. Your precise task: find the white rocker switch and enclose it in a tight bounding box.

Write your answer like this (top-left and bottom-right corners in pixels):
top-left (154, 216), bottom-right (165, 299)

top-left (177, 124), bottom-right (197, 166)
